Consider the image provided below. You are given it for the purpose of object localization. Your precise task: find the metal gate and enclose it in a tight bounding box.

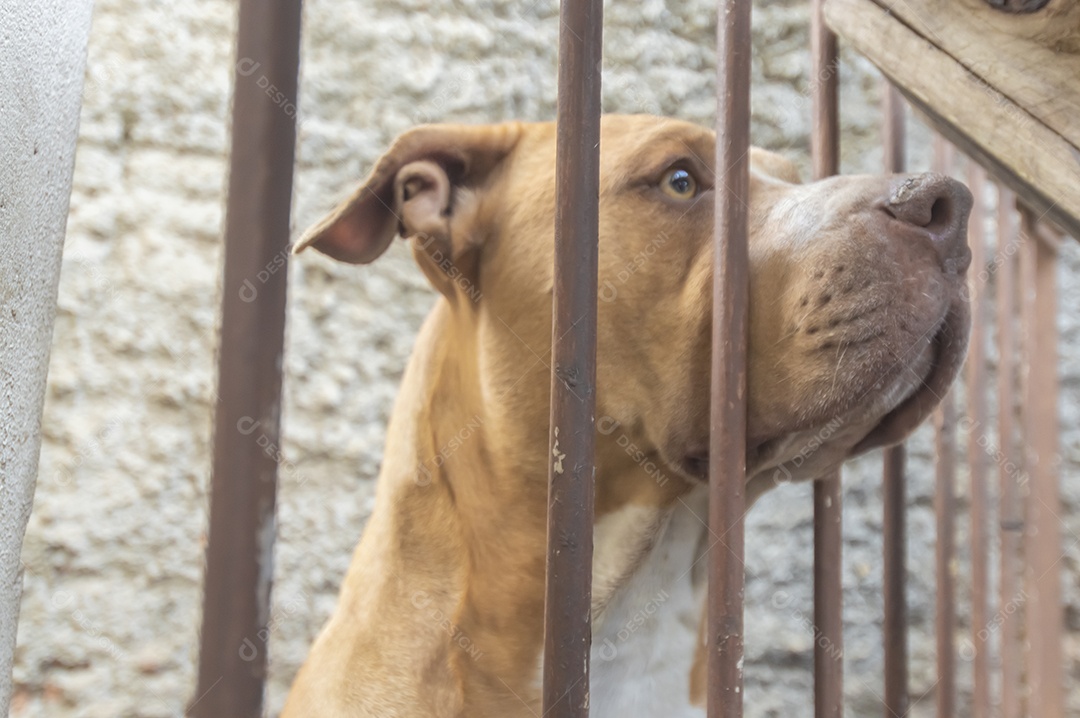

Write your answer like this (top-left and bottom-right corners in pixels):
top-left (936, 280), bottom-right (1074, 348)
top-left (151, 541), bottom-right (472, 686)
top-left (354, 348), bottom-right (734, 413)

top-left (192, 1), bottom-right (1069, 716)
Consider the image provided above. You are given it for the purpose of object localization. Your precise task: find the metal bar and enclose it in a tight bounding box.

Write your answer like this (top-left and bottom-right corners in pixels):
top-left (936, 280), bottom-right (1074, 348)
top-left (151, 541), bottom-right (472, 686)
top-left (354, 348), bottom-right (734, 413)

top-left (811, 3), bottom-right (844, 716)
top-left (931, 136), bottom-right (956, 718)
top-left (1016, 202), bottom-right (1037, 718)
top-left (811, 0), bottom-right (840, 181)
top-left (881, 445), bottom-right (908, 717)
top-left (1033, 222), bottom-right (1064, 255)
top-left (933, 391), bottom-right (958, 718)
top-left (879, 81), bottom-right (909, 718)
top-left (542, 0), bottom-right (603, 714)
top-left (707, 0), bottom-right (752, 715)
top-left (964, 162), bottom-right (991, 718)
top-left (1019, 206), bottom-right (1065, 718)
top-left (814, 470), bottom-right (845, 718)
top-left (191, 1), bottom-right (303, 715)
top-left (995, 186), bottom-right (1023, 718)
top-left (882, 82), bottom-right (905, 174)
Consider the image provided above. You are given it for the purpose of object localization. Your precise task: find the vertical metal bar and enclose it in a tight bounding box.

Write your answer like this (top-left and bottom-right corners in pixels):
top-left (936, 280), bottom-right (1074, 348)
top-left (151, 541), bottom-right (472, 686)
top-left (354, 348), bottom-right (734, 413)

top-left (881, 83), bottom-right (905, 175)
top-left (965, 163), bottom-right (991, 718)
top-left (707, 1), bottom-right (752, 716)
top-left (1019, 207), bottom-right (1064, 718)
top-left (881, 446), bottom-right (908, 717)
top-left (995, 186), bottom-right (1022, 718)
top-left (191, 1), bottom-right (302, 716)
top-left (814, 469), bottom-right (845, 718)
top-left (811, 0), bottom-right (839, 181)
top-left (542, 0), bottom-right (602, 715)
top-left (933, 392), bottom-right (958, 718)
top-left (931, 136), bottom-right (956, 718)
top-left (1016, 204), bottom-right (1037, 718)
top-left (880, 81), bottom-right (909, 718)
top-left (811, 3), bottom-right (843, 716)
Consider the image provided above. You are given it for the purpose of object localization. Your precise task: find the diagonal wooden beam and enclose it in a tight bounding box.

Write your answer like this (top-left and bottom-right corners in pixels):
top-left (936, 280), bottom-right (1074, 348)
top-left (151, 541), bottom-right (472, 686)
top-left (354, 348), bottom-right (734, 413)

top-left (825, 0), bottom-right (1080, 241)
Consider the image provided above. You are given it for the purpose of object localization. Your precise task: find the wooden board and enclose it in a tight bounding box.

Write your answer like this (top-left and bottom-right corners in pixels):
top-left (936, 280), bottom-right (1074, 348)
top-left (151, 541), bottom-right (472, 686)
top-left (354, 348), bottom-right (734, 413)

top-left (961, 0), bottom-right (1080, 54)
top-left (891, 0), bottom-right (1080, 149)
top-left (826, 0), bottom-right (1080, 240)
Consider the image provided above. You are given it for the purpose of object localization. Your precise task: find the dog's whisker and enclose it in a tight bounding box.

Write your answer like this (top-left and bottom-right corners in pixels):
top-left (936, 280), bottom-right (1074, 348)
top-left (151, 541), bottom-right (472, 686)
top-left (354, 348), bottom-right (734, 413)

top-left (830, 345), bottom-right (848, 397)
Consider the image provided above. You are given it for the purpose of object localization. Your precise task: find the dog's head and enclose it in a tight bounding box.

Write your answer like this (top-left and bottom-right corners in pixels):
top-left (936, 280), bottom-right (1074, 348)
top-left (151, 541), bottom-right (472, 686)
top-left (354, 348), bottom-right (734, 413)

top-left (297, 115), bottom-right (971, 494)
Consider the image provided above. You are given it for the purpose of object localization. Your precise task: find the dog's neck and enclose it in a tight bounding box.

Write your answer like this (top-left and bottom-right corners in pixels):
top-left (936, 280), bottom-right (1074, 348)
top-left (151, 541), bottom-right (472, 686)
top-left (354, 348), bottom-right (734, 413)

top-left (347, 298), bottom-right (696, 715)
top-left (350, 300), bottom-right (546, 714)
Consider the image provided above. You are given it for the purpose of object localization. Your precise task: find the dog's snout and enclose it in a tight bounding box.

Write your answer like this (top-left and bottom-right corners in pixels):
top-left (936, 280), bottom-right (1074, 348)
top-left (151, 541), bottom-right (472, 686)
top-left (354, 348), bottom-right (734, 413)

top-left (882, 172), bottom-right (973, 274)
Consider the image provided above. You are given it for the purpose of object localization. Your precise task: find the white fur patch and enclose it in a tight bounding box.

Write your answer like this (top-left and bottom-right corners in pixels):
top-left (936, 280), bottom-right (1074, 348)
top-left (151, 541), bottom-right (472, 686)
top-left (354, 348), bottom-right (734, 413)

top-left (589, 489), bottom-right (708, 718)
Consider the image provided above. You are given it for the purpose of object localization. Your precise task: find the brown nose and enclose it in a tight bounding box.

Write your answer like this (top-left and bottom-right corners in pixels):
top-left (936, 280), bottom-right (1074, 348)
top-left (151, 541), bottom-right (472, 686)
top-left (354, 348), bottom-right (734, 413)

top-left (883, 173), bottom-right (973, 274)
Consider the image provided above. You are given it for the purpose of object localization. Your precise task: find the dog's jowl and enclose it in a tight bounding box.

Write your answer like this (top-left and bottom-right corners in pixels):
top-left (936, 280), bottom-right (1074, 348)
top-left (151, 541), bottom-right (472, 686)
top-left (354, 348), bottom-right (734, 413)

top-left (282, 116), bottom-right (972, 718)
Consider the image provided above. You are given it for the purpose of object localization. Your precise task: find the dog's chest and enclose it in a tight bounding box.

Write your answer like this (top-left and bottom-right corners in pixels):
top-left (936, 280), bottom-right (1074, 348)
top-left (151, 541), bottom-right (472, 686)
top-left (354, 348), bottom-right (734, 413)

top-left (588, 489), bottom-right (709, 718)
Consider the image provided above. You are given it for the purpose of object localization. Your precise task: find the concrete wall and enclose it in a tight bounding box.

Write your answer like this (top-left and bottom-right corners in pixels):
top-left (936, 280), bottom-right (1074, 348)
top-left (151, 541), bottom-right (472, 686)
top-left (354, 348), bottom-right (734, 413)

top-left (10, 0), bottom-right (1080, 716)
top-left (0, 1), bottom-right (94, 712)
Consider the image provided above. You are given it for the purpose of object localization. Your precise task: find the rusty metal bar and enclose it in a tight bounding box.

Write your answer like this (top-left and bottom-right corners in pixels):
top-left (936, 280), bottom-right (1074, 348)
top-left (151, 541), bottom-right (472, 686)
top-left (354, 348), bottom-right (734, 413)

top-left (1017, 203), bottom-right (1037, 718)
top-left (880, 446), bottom-right (907, 717)
top-left (882, 82), bottom-right (905, 174)
top-left (811, 0), bottom-right (839, 181)
top-left (1033, 222), bottom-right (1065, 254)
top-left (931, 136), bottom-right (956, 718)
top-left (542, 0), bottom-right (603, 714)
top-left (1019, 206), bottom-right (1064, 718)
top-left (933, 391), bottom-right (958, 718)
top-left (965, 162), bottom-right (991, 718)
top-left (879, 80), bottom-right (909, 718)
top-left (813, 469), bottom-right (844, 718)
top-left (995, 185), bottom-right (1022, 718)
top-left (191, 1), bottom-right (303, 715)
top-left (707, 0), bottom-right (752, 715)
top-left (811, 3), bottom-right (844, 716)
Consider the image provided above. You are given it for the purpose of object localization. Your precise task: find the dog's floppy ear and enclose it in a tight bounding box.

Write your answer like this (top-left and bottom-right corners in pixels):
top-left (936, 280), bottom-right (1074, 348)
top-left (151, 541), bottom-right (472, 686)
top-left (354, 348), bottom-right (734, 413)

top-left (294, 123), bottom-right (523, 276)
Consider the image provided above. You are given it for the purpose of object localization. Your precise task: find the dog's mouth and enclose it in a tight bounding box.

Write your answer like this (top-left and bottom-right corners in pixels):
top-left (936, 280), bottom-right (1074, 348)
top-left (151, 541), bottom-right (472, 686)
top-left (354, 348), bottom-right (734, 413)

top-left (849, 296), bottom-right (970, 454)
top-left (672, 296), bottom-right (970, 484)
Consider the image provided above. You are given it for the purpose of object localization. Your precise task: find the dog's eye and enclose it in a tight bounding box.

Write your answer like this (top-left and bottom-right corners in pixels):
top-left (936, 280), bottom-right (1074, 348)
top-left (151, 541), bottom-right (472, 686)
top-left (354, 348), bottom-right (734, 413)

top-left (660, 168), bottom-right (697, 199)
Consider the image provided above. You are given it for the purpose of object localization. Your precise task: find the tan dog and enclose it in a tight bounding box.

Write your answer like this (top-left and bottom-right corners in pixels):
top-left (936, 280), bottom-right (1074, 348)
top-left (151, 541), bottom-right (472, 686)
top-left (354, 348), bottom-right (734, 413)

top-left (282, 115), bottom-right (971, 718)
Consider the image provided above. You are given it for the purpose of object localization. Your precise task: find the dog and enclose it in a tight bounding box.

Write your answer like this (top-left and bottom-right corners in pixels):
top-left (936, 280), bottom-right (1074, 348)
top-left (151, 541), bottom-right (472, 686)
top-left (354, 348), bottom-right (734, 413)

top-left (281, 115), bottom-right (972, 717)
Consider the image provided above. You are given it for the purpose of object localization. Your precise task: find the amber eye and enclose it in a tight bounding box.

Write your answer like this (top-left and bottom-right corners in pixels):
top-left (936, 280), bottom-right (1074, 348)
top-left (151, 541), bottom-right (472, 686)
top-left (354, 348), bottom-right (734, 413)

top-left (660, 168), bottom-right (697, 199)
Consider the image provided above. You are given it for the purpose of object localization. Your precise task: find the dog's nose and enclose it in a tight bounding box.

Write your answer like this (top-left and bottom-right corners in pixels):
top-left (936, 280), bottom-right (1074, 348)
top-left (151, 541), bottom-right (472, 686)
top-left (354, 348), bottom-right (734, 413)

top-left (882, 173), bottom-right (973, 274)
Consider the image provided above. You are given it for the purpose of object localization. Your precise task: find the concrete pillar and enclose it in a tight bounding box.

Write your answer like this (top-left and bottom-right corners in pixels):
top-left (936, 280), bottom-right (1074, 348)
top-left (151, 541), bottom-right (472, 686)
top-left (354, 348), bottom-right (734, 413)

top-left (0, 1), bottom-right (94, 710)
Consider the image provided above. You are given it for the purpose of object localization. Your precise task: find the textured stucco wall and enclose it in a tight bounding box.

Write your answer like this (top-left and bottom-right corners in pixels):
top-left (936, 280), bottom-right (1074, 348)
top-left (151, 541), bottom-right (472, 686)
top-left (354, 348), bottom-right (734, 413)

top-left (0, 1), bottom-right (94, 712)
top-left (10, 0), bottom-right (1079, 716)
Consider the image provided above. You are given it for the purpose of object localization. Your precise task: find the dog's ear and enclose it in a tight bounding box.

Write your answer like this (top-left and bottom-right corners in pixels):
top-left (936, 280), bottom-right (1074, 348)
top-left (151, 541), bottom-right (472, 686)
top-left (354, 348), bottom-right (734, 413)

top-left (294, 123), bottom-right (523, 295)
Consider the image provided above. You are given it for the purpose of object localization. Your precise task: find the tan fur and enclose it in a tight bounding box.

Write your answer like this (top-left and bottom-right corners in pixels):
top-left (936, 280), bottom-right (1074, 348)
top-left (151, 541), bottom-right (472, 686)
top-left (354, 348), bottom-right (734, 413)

top-left (282, 116), bottom-right (971, 717)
